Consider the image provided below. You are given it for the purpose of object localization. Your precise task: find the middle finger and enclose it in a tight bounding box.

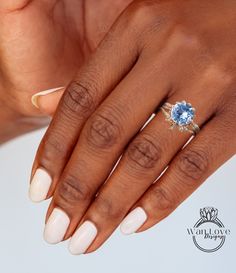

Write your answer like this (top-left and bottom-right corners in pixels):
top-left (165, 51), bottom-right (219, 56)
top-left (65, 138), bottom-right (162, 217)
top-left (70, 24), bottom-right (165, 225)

top-left (44, 54), bottom-right (171, 244)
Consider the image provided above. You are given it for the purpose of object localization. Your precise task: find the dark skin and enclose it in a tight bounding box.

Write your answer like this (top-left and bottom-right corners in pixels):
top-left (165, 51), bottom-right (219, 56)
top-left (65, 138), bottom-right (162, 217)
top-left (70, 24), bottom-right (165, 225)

top-left (29, 0), bottom-right (235, 253)
top-left (0, 0), bottom-right (132, 143)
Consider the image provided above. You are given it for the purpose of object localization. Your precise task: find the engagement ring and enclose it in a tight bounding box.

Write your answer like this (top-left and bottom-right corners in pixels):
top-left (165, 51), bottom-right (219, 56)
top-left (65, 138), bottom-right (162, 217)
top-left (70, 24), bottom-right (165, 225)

top-left (161, 101), bottom-right (200, 135)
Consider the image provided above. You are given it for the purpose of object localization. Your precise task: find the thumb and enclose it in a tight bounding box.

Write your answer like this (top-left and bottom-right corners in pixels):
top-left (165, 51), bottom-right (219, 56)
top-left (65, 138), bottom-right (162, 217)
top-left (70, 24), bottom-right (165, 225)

top-left (31, 87), bottom-right (65, 116)
top-left (0, 0), bottom-right (31, 12)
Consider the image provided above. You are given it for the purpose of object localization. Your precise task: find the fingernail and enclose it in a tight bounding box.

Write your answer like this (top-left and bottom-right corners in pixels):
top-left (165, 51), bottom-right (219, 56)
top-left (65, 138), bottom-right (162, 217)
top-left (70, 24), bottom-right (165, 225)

top-left (68, 221), bottom-right (98, 255)
top-left (44, 208), bottom-right (70, 244)
top-left (31, 87), bottom-right (64, 108)
top-left (120, 207), bottom-right (147, 235)
top-left (29, 168), bottom-right (52, 203)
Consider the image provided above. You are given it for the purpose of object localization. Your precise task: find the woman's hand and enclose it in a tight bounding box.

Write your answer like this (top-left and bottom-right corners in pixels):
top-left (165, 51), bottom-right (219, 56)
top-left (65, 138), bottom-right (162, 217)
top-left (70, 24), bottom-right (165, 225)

top-left (30, 0), bottom-right (236, 255)
top-left (0, 0), bottom-right (131, 143)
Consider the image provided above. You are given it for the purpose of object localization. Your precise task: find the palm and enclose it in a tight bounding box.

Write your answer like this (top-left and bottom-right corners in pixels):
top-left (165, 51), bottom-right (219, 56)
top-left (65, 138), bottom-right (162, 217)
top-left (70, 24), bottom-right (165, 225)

top-left (0, 0), bottom-right (131, 117)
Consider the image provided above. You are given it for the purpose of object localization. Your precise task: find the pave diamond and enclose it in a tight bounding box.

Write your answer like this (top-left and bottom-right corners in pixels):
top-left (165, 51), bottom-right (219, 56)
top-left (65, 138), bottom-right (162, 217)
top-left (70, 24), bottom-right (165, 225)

top-left (170, 101), bottom-right (195, 126)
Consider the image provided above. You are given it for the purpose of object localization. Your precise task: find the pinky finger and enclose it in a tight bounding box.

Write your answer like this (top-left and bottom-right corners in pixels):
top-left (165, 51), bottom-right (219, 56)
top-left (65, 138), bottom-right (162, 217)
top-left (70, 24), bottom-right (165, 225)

top-left (120, 113), bottom-right (236, 234)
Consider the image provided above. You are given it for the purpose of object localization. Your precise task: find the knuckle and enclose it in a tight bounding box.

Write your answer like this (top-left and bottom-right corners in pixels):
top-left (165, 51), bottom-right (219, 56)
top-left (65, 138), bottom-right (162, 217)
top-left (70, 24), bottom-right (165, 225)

top-left (57, 175), bottom-right (91, 206)
top-left (125, 1), bottom-right (169, 38)
top-left (128, 1), bottom-right (162, 24)
top-left (174, 27), bottom-right (203, 51)
top-left (40, 133), bottom-right (68, 161)
top-left (148, 186), bottom-right (177, 212)
top-left (204, 65), bottom-right (235, 90)
top-left (62, 81), bottom-right (96, 117)
top-left (126, 135), bottom-right (161, 170)
top-left (94, 196), bottom-right (122, 220)
top-left (176, 149), bottom-right (209, 181)
top-left (38, 131), bottom-right (69, 171)
top-left (85, 112), bottom-right (121, 150)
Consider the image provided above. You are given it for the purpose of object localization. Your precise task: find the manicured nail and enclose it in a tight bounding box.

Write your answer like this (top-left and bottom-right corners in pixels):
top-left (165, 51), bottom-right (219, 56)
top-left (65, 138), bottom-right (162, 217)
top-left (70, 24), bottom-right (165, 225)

top-left (44, 208), bottom-right (70, 244)
top-left (120, 207), bottom-right (147, 235)
top-left (29, 168), bottom-right (52, 203)
top-left (68, 221), bottom-right (98, 255)
top-left (31, 87), bottom-right (64, 108)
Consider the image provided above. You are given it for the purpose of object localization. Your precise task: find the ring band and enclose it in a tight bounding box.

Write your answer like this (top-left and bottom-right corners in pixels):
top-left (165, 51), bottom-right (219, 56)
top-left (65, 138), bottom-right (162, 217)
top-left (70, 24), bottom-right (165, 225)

top-left (160, 101), bottom-right (200, 135)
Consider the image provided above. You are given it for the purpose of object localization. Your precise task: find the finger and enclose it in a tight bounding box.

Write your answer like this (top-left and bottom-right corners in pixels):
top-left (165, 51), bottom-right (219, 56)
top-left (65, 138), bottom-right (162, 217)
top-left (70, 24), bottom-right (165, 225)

top-left (121, 111), bottom-right (236, 234)
top-left (67, 86), bottom-right (220, 254)
top-left (42, 2), bottom-right (177, 244)
top-left (31, 87), bottom-right (65, 116)
top-left (45, 51), bottom-right (172, 245)
top-left (29, 18), bottom-right (139, 203)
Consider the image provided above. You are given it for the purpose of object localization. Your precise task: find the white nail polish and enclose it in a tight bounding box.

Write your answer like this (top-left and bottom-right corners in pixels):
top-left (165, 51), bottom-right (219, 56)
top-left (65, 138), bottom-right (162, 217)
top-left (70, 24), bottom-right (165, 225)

top-left (120, 207), bottom-right (147, 235)
top-left (68, 221), bottom-right (98, 255)
top-left (29, 168), bottom-right (52, 203)
top-left (31, 87), bottom-right (64, 108)
top-left (44, 208), bottom-right (70, 244)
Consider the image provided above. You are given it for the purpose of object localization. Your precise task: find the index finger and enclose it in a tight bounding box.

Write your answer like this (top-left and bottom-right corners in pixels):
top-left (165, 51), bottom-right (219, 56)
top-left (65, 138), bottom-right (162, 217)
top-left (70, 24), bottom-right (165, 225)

top-left (29, 19), bottom-right (139, 203)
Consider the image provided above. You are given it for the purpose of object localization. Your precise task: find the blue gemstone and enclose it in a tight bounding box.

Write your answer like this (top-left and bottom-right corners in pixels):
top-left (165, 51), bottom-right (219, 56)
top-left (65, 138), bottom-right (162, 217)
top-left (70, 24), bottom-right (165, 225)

top-left (171, 102), bottom-right (195, 126)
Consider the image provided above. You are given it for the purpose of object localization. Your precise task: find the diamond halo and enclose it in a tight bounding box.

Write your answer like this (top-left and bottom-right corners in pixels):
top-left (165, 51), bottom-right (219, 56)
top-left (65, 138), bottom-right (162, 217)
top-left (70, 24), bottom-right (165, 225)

top-left (160, 100), bottom-right (199, 134)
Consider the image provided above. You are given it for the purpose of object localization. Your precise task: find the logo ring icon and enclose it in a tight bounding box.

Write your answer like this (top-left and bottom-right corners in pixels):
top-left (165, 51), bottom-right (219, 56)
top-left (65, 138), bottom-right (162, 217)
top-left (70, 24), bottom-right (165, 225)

top-left (189, 207), bottom-right (229, 253)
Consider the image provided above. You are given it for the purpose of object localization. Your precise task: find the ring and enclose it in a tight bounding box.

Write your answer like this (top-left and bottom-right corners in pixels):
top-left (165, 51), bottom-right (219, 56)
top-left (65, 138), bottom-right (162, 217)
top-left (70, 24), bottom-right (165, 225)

top-left (160, 101), bottom-right (200, 135)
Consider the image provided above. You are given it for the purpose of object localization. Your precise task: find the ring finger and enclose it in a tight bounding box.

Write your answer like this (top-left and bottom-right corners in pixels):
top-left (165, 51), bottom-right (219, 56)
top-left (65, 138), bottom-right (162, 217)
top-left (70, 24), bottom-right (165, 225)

top-left (67, 83), bottom-right (220, 254)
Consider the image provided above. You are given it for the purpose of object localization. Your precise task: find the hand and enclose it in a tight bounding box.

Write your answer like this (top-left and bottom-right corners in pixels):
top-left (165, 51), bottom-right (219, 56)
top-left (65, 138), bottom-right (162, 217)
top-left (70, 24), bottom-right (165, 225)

top-left (0, 0), bottom-right (131, 142)
top-left (30, 0), bottom-right (236, 255)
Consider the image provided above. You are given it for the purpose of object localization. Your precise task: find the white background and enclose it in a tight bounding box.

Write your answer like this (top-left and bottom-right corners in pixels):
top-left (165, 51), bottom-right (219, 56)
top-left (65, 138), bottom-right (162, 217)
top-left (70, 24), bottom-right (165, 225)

top-left (0, 129), bottom-right (235, 273)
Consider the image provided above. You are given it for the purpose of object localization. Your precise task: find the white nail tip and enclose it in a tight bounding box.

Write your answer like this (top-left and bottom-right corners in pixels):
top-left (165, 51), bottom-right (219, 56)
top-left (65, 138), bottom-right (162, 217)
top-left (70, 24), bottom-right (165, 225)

top-left (68, 221), bottom-right (98, 255)
top-left (120, 207), bottom-right (147, 235)
top-left (31, 87), bottom-right (64, 108)
top-left (44, 208), bottom-right (70, 245)
top-left (29, 168), bottom-right (52, 203)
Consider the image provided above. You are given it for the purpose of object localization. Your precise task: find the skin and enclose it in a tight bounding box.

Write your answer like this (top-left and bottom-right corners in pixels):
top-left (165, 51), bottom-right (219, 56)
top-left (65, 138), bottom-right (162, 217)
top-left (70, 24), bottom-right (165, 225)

top-left (0, 0), bottom-right (131, 143)
top-left (32, 0), bottom-right (236, 253)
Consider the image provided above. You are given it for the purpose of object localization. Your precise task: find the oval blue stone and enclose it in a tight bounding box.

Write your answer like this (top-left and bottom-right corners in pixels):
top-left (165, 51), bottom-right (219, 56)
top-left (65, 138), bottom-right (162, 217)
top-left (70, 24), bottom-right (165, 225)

top-left (171, 102), bottom-right (194, 126)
